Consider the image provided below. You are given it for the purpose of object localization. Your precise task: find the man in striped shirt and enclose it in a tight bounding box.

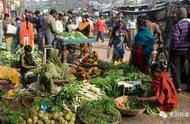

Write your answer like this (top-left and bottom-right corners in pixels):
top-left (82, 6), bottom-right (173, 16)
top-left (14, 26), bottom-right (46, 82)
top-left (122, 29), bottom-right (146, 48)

top-left (169, 7), bottom-right (190, 93)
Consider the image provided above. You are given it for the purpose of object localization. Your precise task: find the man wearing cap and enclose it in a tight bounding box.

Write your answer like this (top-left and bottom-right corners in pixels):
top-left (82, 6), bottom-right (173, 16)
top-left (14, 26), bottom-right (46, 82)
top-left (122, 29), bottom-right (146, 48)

top-left (169, 7), bottom-right (190, 93)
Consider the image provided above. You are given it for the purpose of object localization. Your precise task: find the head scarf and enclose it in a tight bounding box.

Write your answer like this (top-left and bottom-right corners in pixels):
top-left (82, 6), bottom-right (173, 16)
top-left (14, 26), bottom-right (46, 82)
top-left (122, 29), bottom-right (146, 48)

top-left (117, 20), bottom-right (124, 26)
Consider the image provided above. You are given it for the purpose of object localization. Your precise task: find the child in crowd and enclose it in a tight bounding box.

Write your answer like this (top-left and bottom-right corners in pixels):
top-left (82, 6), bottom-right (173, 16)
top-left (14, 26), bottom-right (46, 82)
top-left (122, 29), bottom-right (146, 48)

top-left (20, 45), bottom-right (37, 87)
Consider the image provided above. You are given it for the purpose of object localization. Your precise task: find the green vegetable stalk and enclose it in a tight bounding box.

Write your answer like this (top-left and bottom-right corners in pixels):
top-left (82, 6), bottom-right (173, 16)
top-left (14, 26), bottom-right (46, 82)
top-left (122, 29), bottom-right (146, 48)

top-left (78, 98), bottom-right (121, 124)
top-left (0, 51), bottom-right (16, 66)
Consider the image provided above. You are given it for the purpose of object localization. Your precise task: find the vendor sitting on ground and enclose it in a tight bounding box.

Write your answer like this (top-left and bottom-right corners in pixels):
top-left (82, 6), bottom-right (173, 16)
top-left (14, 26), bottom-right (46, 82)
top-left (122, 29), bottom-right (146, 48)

top-left (81, 51), bottom-right (98, 65)
top-left (20, 45), bottom-right (37, 87)
top-left (39, 49), bottom-right (69, 93)
top-left (70, 51), bottom-right (100, 79)
top-left (80, 51), bottom-right (100, 79)
top-left (137, 62), bottom-right (178, 112)
top-left (21, 45), bottom-right (37, 74)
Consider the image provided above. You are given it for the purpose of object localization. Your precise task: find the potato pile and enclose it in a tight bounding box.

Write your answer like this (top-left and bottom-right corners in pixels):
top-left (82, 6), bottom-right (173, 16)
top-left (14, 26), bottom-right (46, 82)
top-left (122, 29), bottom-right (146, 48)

top-left (22, 109), bottom-right (75, 124)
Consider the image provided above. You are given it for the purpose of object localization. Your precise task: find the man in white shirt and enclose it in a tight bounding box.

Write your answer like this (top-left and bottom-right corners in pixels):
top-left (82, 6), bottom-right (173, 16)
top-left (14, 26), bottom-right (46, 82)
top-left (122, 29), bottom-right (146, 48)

top-left (75, 13), bottom-right (82, 28)
top-left (128, 16), bottom-right (137, 48)
top-left (56, 12), bottom-right (64, 34)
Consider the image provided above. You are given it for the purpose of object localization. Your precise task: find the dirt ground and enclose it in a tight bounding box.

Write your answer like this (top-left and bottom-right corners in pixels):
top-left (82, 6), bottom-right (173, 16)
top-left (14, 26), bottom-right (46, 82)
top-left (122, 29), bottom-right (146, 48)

top-left (121, 93), bottom-right (190, 124)
top-left (92, 39), bottom-right (190, 124)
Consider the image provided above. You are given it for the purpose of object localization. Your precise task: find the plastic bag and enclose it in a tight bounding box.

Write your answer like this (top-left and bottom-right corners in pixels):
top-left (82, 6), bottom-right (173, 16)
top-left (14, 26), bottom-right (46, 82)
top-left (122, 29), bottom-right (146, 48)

top-left (6, 24), bottom-right (16, 35)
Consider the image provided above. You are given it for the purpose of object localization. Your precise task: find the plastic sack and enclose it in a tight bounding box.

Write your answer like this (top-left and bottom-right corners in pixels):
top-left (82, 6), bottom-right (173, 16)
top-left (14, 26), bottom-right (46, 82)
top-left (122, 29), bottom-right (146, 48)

top-left (6, 24), bottom-right (16, 35)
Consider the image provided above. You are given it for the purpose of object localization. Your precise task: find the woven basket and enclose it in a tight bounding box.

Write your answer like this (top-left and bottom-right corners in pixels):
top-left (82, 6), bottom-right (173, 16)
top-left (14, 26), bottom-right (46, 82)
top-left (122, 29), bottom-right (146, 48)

top-left (115, 96), bottom-right (145, 116)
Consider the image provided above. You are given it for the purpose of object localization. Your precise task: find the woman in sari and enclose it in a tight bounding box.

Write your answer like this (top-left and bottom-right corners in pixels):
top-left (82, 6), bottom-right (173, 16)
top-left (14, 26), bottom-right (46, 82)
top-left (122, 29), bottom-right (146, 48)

top-left (19, 16), bottom-right (34, 48)
top-left (131, 19), bottom-right (154, 74)
top-left (78, 15), bottom-right (91, 58)
top-left (69, 51), bottom-right (100, 79)
top-left (79, 51), bottom-right (100, 79)
top-left (109, 20), bottom-right (128, 64)
top-left (39, 49), bottom-right (69, 93)
top-left (138, 62), bottom-right (178, 112)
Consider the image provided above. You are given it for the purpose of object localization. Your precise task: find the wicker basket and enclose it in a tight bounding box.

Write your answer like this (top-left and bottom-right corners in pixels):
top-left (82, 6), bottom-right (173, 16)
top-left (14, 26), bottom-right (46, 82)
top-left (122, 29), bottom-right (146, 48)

top-left (115, 96), bottom-right (145, 116)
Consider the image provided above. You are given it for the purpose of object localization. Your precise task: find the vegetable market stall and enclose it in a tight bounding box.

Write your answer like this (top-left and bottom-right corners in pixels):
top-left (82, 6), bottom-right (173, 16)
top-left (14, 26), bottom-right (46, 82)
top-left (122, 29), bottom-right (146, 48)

top-left (0, 59), bottom-right (163, 124)
top-left (55, 32), bottom-right (96, 63)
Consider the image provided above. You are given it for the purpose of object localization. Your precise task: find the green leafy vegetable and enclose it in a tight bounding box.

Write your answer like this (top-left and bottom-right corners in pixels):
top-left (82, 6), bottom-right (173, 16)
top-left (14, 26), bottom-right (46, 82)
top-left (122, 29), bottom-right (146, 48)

top-left (0, 51), bottom-right (16, 66)
top-left (113, 62), bottom-right (137, 75)
top-left (105, 69), bottom-right (124, 83)
top-left (0, 100), bottom-right (33, 124)
top-left (54, 82), bottom-right (105, 112)
top-left (144, 104), bottom-right (160, 115)
top-left (91, 77), bottom-right (122, 98)
top-left (60, 31), bottom-right (88, 40)
top-left (78, 98), bottom-right (121, 124)
top-left (16, 46), bottom-right (42, 64)
top-left (125, 101), bottom-right (144, 110)
top-left (91, 77), bottom-right (112, 91)
top-left (97, 60), bottom-right (112, 72)
top-left (126, 72), bottom-right (151, 81)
